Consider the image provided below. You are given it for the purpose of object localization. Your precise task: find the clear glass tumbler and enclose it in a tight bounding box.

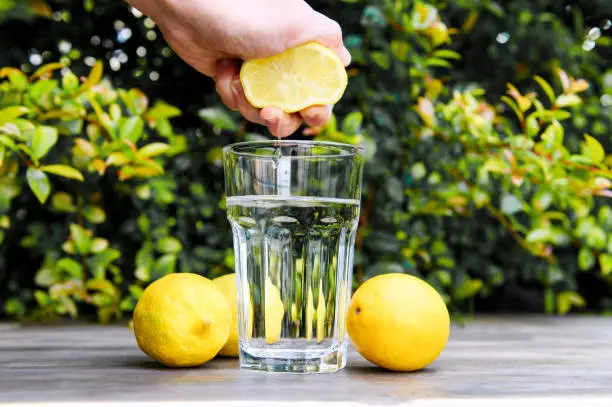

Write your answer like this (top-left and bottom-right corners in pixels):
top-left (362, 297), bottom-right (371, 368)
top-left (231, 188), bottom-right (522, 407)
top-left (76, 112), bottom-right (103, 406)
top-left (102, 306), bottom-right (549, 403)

top-left (223, 140), bottom-right (364, 373)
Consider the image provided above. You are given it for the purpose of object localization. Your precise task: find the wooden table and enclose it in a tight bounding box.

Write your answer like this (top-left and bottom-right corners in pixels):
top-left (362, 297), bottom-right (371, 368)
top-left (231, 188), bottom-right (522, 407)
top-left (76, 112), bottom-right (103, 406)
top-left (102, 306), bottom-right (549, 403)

top-left (1, 316), bottom-right (611, 406)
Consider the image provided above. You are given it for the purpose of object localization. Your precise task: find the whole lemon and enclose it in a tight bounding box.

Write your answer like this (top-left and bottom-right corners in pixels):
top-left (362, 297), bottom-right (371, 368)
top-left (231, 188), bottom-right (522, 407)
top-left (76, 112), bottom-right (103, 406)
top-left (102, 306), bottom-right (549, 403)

top-left (347, 273), bottom-right (450, 371)
top-left (212, 273), bottom-right (251, 357)
top-left (133, 273), bottom-right (231, 367)
top-left (212, 273), bottom-right (284, 356)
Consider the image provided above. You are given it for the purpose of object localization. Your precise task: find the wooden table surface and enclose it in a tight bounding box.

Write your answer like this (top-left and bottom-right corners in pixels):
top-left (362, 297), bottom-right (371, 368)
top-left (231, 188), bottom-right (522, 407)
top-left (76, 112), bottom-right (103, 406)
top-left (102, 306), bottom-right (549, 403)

top-left (1, 316), bottom-right (611, 406)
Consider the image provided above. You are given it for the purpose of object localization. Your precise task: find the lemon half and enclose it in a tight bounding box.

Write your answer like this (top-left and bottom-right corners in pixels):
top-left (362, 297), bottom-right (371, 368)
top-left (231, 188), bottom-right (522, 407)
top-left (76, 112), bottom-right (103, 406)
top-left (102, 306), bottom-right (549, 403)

top-left (240, 42), bottom-right (348, 113)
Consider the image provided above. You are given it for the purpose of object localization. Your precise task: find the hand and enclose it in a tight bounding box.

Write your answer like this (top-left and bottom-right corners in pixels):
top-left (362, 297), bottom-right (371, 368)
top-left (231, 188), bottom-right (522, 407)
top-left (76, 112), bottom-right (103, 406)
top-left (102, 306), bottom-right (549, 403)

top-left (128, 0), bottom-right (351, 137)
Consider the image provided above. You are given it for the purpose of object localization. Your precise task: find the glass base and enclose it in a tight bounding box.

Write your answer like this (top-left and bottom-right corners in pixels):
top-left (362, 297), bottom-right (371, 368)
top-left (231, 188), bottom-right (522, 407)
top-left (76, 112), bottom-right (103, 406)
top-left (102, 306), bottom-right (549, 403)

top-left (239, 340), bottom-right (348, 374)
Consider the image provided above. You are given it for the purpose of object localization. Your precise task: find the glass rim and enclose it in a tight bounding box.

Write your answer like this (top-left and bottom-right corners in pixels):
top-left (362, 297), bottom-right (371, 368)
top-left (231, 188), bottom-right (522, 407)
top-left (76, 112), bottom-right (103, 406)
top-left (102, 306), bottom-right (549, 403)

top-left (223, 140), bottom-right (364, 160)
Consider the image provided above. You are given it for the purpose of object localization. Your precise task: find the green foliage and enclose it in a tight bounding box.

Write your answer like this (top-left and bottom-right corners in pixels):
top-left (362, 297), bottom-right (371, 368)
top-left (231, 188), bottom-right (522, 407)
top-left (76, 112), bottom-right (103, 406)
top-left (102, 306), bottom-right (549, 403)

top-left (0, 0), bottom-right (611, 321)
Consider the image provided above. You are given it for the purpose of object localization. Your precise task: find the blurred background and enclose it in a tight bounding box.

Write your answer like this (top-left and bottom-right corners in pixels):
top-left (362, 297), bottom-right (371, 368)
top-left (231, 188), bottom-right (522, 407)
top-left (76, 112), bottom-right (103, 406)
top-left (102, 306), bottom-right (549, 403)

top-left (0, 0), bottom-right (610, 322)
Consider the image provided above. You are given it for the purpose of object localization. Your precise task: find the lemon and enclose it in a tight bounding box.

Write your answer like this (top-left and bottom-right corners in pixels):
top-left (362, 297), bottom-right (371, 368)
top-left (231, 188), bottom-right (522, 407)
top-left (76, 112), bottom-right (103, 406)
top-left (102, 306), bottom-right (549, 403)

top-left (212, 273), bottom-right (284, 356)
top-left (212, 273), bottom-right (252, 357)
top-left (264, 279), bottom-right (284, 344)
top-left (240, 41), bottom-right (348, 113)
top-left (347, 273), bottom-right (450, 371)
top-left (132, 273), bottom-right (231, 367)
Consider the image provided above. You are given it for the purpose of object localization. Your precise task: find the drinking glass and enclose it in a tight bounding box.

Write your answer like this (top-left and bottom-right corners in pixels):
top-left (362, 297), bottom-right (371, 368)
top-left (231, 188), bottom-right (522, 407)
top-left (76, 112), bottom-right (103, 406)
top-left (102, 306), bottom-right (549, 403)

top-left (223, 140), bottom-right (364, 373)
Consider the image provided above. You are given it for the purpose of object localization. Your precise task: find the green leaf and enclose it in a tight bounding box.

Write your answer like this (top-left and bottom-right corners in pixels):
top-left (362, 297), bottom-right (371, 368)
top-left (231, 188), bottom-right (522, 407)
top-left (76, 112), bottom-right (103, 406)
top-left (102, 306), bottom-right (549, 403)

top-left (31, 62), bottom-right (65, 79)
top-left (555, 93), bottom-right (582, 108)
top-left (120, 116), bottom-right (144, 142)
top-left (31, 126), bottom-right (58, 159)
top-left (556, 291), bottom-right (585, 315)
top-left (151, 254), bottom-right (177, 280)
top-left (52, 192), bottom-right (76, 212)
top-left (424, 58), bottom-right (452, 68)
top-left (62, 71), bottom-right (79, 91)
top-left (600, 254), bottom-right (612, 276)
top-left (34, 290), bottom-right (51, 306)
top-left (85, 61), bottom-right (103, 88)
top-left (35, 267), bottom-right (57, 287)
top-left (0, 106), bottom-right (30, 126)
top-left (526, 228), bottom-right (554, 243)
top-left (500, 194), bottom-right (523, 215)
top-left (582, 134), bottom-right (605, 164)
top-left (0, 135), bottom-right (18, 152)
top-left (533, 75), bottom-right (556, 105)
top-left (83, 205), bottom-right (106, 224)
top-left (3, 298), bottom-right (26, 319)
top-left (138, 142), bottom-right (169, 157)
top-left (390, 40), bottom-right (410, 61)
top-left (90, 238), bottom-right (109, 253)
top-left (454, 279), bottom-right (483, 300)
top-left (8, 71), bottom-right (28, 90)
top-left (70, 224), bottom-right (92, 254)
top-left (26, 167), bottom-right (51, 204)
top-left (57, 257), bottom-right (83, 278)
top-left (501, 96), bottom-right (523, 120)
top-left (371, 51), bottom-right (390, 70)
top-left (198, 108), bottom-right (238, 131)
top-left (147, 102), bottom-right (182, 120)
top-left (432, 49), bottom-right (461, 60)
top-left (157, 237), bottom-right (183, 253)
top-left (578, 248), bottom-right (596, 270)
top-left (342, 112), bottom-right (363, 135)
top-left (40, 165), bottom-right (84, 181)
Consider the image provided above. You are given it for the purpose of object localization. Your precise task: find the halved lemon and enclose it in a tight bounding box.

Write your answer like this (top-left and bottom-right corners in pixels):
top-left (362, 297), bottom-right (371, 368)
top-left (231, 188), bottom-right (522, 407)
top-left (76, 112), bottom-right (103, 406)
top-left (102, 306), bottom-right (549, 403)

top-left (240, 42), bottom-right (348, 113)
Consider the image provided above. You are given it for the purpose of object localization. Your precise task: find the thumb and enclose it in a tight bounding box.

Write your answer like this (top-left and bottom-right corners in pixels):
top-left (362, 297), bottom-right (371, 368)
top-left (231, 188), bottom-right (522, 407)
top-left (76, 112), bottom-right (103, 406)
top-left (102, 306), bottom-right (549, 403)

top-left (291, 12), bottom-right (351, 66)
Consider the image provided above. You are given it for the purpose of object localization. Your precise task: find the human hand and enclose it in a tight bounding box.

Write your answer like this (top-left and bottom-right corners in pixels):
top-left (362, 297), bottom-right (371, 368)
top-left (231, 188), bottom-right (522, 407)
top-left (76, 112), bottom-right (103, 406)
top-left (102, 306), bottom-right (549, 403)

top-left (128, 0), bottom-right (351, 137)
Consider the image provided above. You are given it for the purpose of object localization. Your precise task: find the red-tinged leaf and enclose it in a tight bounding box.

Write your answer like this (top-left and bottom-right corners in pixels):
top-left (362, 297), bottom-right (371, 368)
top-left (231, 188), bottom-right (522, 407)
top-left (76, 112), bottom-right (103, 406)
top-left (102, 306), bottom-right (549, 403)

top-left (118, 165), bottom-right (162, 181)
top-left (594, 189), bottom-right (612, 198)
top-left (511, 172), bottom-right (524, 187)
top-left (91, 158), bottom-right (106, 175)
top-left (416, 97), bottom-right (436, 127)
top-left (556, 68), bottom-right (571, 92)
top-left (30, 62), bottom-right (65, 80)
top-left (122, 139), bottom-right (137, 152)
top-left (26, 0), bottom-right (53, 18)
top-left (570, 79), bottom-right (589, 94)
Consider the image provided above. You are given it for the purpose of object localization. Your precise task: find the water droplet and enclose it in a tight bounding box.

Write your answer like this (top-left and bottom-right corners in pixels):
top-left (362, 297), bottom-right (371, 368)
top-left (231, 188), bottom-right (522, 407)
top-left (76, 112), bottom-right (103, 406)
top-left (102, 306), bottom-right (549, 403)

top-left (102, 39), bottom-right (114, 49)
top-left (58, 40), bottom-right (72, 54)
top-left (161, 47), bottom-right (172, 57)
top-left (136, 46), bottom-right (147, 57)
top-left (90, 35), bottom-right (101, 46)
top-left (114, 20), bottom-right (125, 30)
top-left (117, 28), bottom-right (132, 43)
top-left (601, 94), bottom-right (612, 107)
top-left (149, 71), bottom-right (160, 81)
top-left (109, 58), bottom-right (121, 71)
top-left (603, 19), bottom-right (612, 30)
top-left (496, 32), bottom-right (510, 44)
top-left (84, 56), bottom-right (96, 66)
top-left (144, 18), bottom-right (155, 29)
top-left (29, 53), bottom-right (42, 66)
top-left (583, 39), bottom-right (596, 51)
top-left (130, 7), bottom-right (143, 18)
top-left (587, 27), bottom-right (601, 40)
top-left (146, 31), bottom-right (157, 41)
top-left (118, 53), bottom-right (128, 63)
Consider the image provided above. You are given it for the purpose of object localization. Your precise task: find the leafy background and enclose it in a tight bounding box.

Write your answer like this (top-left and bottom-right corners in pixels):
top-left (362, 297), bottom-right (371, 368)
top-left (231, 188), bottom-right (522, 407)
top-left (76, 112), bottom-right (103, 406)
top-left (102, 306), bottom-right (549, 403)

top-left (0, 0), bottom-right (610, 322)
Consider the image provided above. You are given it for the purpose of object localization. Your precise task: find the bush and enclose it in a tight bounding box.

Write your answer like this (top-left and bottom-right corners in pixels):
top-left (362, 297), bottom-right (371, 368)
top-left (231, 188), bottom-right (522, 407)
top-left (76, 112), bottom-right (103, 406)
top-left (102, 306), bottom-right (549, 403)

top-left (0, 0), bottom-right (610, 321)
